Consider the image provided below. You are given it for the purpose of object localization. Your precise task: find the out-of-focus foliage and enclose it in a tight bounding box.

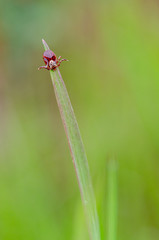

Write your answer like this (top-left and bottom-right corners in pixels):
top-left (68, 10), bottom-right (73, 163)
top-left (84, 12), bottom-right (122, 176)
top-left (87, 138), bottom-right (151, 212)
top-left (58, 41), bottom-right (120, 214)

top-left (0, 0), bottom-right (159, 239)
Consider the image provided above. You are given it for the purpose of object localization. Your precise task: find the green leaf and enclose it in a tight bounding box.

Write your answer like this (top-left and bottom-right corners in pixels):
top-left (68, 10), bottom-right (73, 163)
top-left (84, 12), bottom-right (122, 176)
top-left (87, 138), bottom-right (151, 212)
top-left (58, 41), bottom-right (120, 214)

top-left (107, 160), bottom-right (118, 240)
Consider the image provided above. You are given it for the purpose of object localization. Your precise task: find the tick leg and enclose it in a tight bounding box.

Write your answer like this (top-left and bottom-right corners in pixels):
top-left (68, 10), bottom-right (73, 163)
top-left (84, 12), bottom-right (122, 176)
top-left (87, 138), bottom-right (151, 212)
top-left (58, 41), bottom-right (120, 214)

top-left (57, 58), bottom-right (68, 67)
top-left (38, 65), bottom-right (48, 70)
top-left (56, 56), bottom-right (61, 65)
top-left (57, 56), bottom-right (62, 61)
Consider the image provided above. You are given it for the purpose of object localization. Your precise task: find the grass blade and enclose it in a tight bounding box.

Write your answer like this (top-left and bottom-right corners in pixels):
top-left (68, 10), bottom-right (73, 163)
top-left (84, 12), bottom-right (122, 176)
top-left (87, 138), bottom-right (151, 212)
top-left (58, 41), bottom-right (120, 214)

top-left (107, 160), bottom-right (118, 240)
top-left (41, 39), bottom-right (101, 240)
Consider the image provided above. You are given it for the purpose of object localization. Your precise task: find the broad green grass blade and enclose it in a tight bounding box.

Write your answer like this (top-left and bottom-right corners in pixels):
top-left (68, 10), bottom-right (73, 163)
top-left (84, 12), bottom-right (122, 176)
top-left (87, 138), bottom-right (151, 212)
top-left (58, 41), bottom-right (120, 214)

top-left (41, 39), bottom-right (101, 240)
top-left (107, 160), bottom-right (118, 240)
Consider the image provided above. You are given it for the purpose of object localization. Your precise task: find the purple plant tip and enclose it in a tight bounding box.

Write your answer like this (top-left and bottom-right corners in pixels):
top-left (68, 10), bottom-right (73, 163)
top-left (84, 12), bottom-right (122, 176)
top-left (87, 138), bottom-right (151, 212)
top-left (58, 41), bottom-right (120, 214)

top-left (42, 39), bottom-right (50, 51)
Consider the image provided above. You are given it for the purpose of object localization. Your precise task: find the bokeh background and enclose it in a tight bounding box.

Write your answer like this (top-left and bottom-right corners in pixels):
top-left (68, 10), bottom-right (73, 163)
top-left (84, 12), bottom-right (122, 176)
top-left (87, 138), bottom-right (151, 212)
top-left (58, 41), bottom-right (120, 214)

top-left (0, 0), bottom-right (159, 239)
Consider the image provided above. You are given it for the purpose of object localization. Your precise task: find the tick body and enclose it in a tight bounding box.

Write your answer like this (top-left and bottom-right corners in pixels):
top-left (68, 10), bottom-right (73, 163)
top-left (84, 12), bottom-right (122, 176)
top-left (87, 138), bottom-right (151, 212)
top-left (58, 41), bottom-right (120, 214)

top-left (38, 49), bottom-right (68, 71)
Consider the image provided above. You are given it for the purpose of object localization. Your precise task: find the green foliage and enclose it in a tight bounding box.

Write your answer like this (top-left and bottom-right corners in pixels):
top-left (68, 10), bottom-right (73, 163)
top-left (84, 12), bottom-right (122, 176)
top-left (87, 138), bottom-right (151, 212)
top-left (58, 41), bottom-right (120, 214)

top-left (0, 0), bottom-right (159, 239)
top-left (107, 160), bottom-right (117, 240)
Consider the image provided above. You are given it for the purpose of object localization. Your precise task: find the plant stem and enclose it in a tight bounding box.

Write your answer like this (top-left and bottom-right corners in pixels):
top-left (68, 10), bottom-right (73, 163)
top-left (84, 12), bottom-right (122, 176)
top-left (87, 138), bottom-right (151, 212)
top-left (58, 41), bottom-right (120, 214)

top-left (107, 160), bottom-right (118, 240)
top-left (41, 39), bottom-right (101, 240)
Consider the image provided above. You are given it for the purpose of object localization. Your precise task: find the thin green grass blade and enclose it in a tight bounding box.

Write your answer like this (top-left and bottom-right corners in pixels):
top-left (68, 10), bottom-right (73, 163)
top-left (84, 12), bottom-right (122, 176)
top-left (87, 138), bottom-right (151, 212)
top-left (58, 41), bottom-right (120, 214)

top-left (41, 39), bottom-right (101, 240)
top-left (107, 160), bottom-right (118, 240)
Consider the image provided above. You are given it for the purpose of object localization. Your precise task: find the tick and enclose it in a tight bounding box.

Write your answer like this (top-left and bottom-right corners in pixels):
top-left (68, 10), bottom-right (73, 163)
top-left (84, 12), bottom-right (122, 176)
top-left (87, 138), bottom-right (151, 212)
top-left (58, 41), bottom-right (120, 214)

top-left (38, 49), bottom-right (68, 71)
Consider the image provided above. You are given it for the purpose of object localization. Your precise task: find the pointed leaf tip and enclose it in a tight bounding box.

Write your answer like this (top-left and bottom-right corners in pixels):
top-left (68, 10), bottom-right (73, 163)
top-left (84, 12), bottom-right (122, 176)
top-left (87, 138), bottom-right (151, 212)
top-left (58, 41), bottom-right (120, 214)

top-left (41, 39), bottom-right (50, 51)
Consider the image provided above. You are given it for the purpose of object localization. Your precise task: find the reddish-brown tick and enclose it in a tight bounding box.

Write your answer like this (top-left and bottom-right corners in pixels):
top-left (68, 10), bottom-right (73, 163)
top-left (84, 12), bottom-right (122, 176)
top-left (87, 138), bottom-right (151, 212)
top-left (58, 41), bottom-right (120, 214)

top-left (38, 49), bottom-right (68, 71)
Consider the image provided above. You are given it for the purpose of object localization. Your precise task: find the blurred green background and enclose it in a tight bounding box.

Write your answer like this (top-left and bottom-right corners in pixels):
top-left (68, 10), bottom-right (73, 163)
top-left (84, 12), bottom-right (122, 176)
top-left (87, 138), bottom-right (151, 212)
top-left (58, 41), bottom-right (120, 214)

top-left (0, 0), bottom-right (159, 239)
